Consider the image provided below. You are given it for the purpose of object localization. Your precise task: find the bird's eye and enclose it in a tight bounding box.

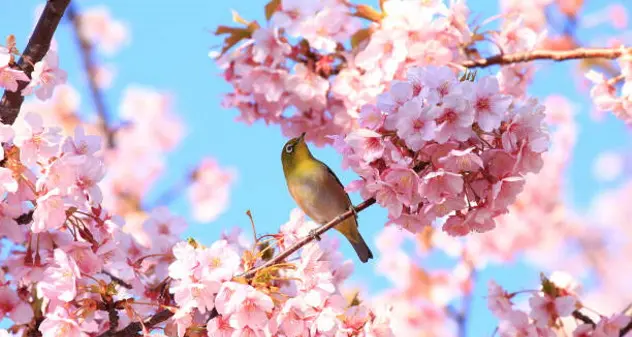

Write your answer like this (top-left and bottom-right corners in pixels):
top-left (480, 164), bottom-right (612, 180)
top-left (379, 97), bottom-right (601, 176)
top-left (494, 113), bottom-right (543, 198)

top-left (285, 144), bottom-right (294, 153)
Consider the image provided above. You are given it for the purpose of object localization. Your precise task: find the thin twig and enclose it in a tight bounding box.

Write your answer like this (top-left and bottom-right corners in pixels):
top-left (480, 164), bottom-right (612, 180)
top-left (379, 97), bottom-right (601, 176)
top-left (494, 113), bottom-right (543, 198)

top-left (240, 196), bottom-right (377, 279)
top-left (461, 47), bottom-right (632, 69)
top-left (572, 310), bottom-right (596, 327)
top-left (103, 271), bottom-right (133, 289)
top-left (0, 0), bottom-right (71, 125)
top-left (66, 3), bottom-right (115, 148)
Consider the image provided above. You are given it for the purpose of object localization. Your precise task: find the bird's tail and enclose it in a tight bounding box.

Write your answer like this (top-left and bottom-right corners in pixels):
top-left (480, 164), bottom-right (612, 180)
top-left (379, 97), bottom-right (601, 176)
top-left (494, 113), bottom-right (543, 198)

top-left (350, 233), bottom-right (373, 263)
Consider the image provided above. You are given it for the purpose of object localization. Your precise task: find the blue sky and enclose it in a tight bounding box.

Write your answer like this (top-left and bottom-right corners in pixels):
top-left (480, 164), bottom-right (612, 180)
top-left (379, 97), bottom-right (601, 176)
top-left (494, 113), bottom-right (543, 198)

top-left (2, 0), bottom-right (632, 335)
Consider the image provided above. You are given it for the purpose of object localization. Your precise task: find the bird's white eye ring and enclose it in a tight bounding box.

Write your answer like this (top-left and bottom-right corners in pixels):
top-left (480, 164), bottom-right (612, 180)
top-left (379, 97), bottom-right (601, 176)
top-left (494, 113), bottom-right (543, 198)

top-left (285, 144), bottom-right (294, 153)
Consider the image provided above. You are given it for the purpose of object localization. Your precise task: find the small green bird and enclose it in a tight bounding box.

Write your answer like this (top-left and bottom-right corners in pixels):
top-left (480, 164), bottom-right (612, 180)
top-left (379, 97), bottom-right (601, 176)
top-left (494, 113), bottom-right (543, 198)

top-left (281, 132), bottom-right (374, 263)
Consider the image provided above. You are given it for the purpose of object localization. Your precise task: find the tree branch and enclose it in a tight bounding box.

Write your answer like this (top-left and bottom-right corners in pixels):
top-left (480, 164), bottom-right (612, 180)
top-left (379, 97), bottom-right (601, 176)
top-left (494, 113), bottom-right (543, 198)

top-left (65, 3), bottom-right (115, 148)
top-left (241, 195), bottom-right (377, 279)
top-left (0, 0), bottom-right (71, 125)
top-left (572, 310), bottom-right (595, 327)
top-left (461, 47), bottom-right (632, 69)
top-left (96, 308), bottom-right (174, 337)
top-left (241, 161), bottom-right (430, 279)
top-left (99, 162), bottom-right (429, 335)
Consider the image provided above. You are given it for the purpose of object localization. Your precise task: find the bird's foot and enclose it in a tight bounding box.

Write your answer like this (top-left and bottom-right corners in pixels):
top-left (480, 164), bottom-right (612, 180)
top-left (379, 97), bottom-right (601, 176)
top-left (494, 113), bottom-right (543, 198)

top-left (349, 206), bottom-right (358, 218)
top-left (308, 228), bottom-right (321, 241)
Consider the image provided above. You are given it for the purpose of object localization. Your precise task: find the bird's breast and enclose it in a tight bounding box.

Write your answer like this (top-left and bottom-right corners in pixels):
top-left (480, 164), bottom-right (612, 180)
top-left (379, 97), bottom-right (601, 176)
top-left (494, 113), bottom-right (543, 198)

top-left (288, 167), bottom-right (350, 224)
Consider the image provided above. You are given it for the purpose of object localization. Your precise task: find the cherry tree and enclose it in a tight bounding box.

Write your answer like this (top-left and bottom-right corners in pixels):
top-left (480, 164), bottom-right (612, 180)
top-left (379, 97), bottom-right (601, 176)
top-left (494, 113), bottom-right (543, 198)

top-left (0, 0), bottom-right (631, 336)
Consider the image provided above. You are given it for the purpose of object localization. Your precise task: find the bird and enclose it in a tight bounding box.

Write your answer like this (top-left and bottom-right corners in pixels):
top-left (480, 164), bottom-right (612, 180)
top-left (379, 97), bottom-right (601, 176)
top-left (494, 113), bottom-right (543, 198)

top-left (280, 132), bottom-right (373, 263)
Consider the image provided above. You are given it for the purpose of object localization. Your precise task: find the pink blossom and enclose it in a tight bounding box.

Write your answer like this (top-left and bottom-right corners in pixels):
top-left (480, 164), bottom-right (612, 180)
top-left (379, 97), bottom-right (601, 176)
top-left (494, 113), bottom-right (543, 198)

top-left (498, 310), bottom-right (553, 337)
top-left (528, 293), bottom-right (576, 326)
top-left (228, 284), bottom-right (274, 329)
top-left (418, 65), bottom-right (461, 100)
top-left (39, 307), bottom-right (98, 337)
top-left (393, 97), bottom-right (439, 151)
top-left (270, 0), bottom-right (321, 36)
top-left (0, 285), bottom-right (33, 324)
top-left (70, 156), bottom-right (106, 205)
top-left (438, 147), bottom-right (484, 173)
top-left (469, 76), bottom-right (512, 132)
top-left (62, 126), bottom-right (101, 156)
top-left (490, 176), bottom-right (526, 211)
top-left (355, 29), bottom-right (408, 79)
top-left (345, 129), bottom-right (385, 163)
top-left (420, 169), bottom-right (464, 203)
top-left (358, 104), bottom-right (385, 130)
top-left (285, 63), bottom-right (329, 108)
top-left (462, 208), bottom-right (496, 233)
top-left (383, 166), bottom-right (422, 206)
top-left (37, 249), bottom-right (81, 302)
top-left (13, 112), bottom-right (62, 166)
top-left (276, 298), bottom-right (310, 337)
top-left (502, 98), bottom-right (549, 153)
top-left (0, 48), bottom-right (29, 92)
top-left (187, 158), bottom-right (234, 223)
top-left (32, 188), bottom-right (66, 233)
top-left (432, 95), bottom-right (474, 143)
top-left (487, 280), bottom-right (513, 319)
top-left (300, 4), bottom-right (361, 53)
top-left (78, 6), bottom-right (129, 55)
top-left (0, 167), bottom-right (17, 196)
top-left (593, 314), bottom-right (631, 336)
top-left (389, 212), bottom-right (431, 234)
top-left (207, 314), bottom-right (235, 337)
top-left (215, 282), bottom-right (245, 316)
top-left (366, 179), bottom-right (404, 218)
top-left (199, 239), bottom-right (242, 283)
top-left (142, 207), bottom-right (187, 252)
top-left (61, 241), bottom-right (101, 275)
top-left (494, 17), bottom-right (540, 53)
top-left (251, 27), bottom-right (291, 66)
top-left (423, 196), bottom-right (467, 218)
top-left (442, 214), bottom-right (470, 236)
top-left (279, 208), bottom-right (319, 249)
top-left (378, 81), bottom-right (414, 117)
top-left (22, 49), bottom-right (67, 100)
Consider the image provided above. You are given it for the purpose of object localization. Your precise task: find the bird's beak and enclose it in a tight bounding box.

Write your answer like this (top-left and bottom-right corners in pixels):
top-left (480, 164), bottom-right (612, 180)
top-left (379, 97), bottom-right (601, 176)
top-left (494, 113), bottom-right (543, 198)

top-left (299, 132), bottom-right (306, 142)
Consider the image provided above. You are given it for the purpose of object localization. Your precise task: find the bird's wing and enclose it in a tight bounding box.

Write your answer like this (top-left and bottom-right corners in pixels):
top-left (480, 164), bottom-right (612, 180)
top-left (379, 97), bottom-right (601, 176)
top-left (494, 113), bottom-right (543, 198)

top-left (318, 159), bottom-right (357, 221)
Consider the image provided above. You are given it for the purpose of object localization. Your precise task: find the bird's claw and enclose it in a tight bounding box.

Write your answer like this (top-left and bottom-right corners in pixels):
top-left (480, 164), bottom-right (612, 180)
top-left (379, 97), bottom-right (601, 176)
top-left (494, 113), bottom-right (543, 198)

top-left (308, 229), bottom-right (321, 241)
top-left (349, 206), bottom-right (358, 218)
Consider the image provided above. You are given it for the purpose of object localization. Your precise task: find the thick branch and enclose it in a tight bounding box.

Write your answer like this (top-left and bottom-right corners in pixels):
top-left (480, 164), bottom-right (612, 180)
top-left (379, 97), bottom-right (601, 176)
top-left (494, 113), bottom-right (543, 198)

top-left (0, 0), bottom-right (71, 125)
top-left (461, 47), bottom-right (632, 69)
top-left (66, 4), bottom-right (115, 148)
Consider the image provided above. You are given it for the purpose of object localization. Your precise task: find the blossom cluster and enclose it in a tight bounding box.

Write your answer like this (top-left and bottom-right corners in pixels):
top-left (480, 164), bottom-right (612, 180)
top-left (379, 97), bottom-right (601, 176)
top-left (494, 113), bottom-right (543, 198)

top-left (169, 209), bottom-right (393, 337)
top-left (333, 65), bottom-right (549, 236)
top-left (488, 276), bottom-right (630, 337)
top-left (0, 107), bottom-right (391, 336)
top-left (586, 51), bottom-right (632, 124)
top-left (215, 0), bottom-right (542, 146)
